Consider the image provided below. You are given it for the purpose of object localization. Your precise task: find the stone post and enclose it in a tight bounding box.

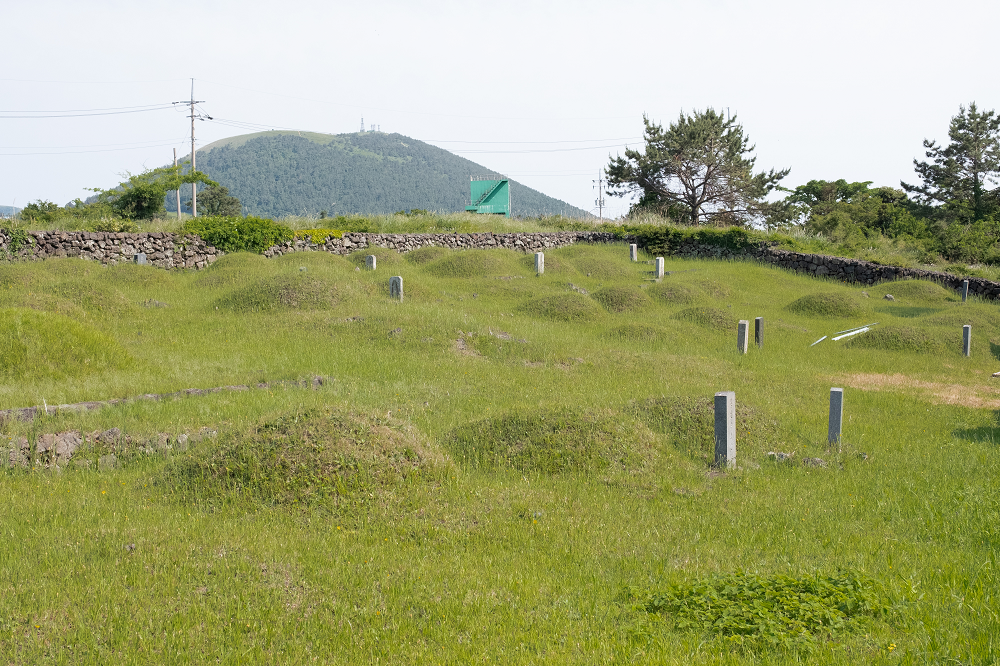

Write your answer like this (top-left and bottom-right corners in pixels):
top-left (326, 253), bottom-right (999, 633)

top-left (963, 324), bottom-right (971, 357)
top-left (133, 253), bottom-right (147, 265)
top-left (390, 276), bottom-right (403, 301)
top-left (714, 391), bottom-right (736, 468)
top-left (535, 252), bottom-right (544, 275)
top-left (737, 320), bottom-right (749, 354)
top-left (962, 279), bottom-right (969, 302)
top-left (366, 255), bottom-right (377, 271)
top-left (655, 257), bottom-right (665, 278)
top-left (629, 244), bottom-right (637, 262)
top-left (828, 388), bottom-right (843, 450)
top-left (755, 317), bottom-right (763, 349)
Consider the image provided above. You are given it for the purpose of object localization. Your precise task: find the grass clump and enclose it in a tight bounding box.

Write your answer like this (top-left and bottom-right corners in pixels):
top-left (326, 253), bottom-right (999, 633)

top-left (182, 216), bottom-right (293, 253)
top-left (592, 286), bottom-right (650, 313)
top-left (166, 408), bottom-right (446, 507)
top-left (846, 325), bottom-right (945, 353)
top-left (647, 281), bottom-right (700, 305)
top-left (786, 292), bottom-right (865, 318)
top-left (638, 571), bottom-right (893, 653)
top-left (446, 408), bottom-right (650, 474)
top-left (0, 308), bottom-right (132, 379)
top-left (214, 274), bottom-right (342, 312)
top-left (629, 396), bottom-right (781, 463)
top-left (518, 293), bottom-right (604, 322)
top-left (671, 307), bottom-right (736, 330)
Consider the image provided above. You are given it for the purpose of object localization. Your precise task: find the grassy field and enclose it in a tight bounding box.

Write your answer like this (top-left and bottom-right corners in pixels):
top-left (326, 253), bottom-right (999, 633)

top-left (1, 243), bottom-right (998, 664)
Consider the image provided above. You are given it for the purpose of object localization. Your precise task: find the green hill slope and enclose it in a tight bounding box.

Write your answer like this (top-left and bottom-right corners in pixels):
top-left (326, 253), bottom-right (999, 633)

top-left (169, 131), bottom-right (589, 219)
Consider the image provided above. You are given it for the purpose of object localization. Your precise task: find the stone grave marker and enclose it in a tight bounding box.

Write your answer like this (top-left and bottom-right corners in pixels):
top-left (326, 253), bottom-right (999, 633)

top-left (829, 388), bottom-right (844, 450)
top-left (390, 276), bottom-right (403, 301)
top-left (755, 317), bottom-right (763, 349)
top-left (655, 257), bottom-right (665, 278)
top-left (963, 324), bottom-right (971, 357)
top-left (737, 320), bottom-right (749, 354)
top-left (535, 252), bottom-right (544, 275)
top-left (714, 391), bottom-right (736, 467)
top-left (629, 244), bottom-right (637, 262)
top-left (366, 255), bottom-right (377, 271)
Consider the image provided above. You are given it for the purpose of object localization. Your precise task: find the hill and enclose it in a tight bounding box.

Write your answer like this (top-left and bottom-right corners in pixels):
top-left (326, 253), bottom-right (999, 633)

top-left (169, 130), bottom-right (590, 219)
top-left (0, 205), bottom-right (20, 217)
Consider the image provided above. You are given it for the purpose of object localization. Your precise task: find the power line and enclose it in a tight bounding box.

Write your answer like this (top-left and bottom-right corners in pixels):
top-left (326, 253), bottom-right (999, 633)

top-left (0, 104), bottom-right (178, 118)
top-left (450, 143), bottom-right (634, 154)
top-left (0, 141), bottom-right (188, 156)
top-left (0, 137), bottom-right (187, 149)
top-left (427, 137), bottom-right (641, 144)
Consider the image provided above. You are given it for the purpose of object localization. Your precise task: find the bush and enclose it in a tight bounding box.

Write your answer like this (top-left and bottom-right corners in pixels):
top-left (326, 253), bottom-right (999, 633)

top-left (182, 216), bottom-right (293, 254)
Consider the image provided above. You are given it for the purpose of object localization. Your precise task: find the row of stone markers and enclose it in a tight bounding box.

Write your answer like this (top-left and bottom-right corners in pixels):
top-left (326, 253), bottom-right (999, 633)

top-left (714, 388), bottom-right (845, 467)
top-left (736, 318), bottom-right (765, 353)
top-left (362, 254), bottom-right (406, 301)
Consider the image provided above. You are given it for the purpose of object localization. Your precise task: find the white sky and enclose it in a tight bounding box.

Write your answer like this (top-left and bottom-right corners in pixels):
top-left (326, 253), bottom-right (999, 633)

top-left (2, 0), bottom-right (997, 219)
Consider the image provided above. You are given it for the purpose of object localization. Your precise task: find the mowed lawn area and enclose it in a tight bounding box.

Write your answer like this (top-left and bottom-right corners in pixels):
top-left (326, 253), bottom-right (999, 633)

top-left (1, 243), bottom-right (998, 664)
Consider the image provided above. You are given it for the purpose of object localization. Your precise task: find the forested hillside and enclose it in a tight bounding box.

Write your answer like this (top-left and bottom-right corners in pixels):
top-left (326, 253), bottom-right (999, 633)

top-left (166, 131), bottom-right (589, 219)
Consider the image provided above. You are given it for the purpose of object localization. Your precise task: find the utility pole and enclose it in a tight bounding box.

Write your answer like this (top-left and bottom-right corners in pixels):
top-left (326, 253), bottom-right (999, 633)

top-left (173, 148), bottom-right (181, 221)
top-left (173, 79), bottom-right (210, 217)
top-left (593, 171), bottom-right (606, 222)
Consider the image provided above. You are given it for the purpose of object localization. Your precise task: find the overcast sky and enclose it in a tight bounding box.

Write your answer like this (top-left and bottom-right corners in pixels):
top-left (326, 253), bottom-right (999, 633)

top-left (2, 0), bottom-right (997, 218)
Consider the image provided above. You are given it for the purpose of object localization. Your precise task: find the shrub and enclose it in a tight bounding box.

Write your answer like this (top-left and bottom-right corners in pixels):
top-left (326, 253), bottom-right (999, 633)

top-left (182, 216), bottom-right (293, 254)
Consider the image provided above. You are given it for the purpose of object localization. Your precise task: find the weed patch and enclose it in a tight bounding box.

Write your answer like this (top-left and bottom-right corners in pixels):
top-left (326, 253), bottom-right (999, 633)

top-left (592, 286), bottom-right (650, 313)
top-left (636, 571), bottom-right (893, 653)
top-left (447, 408), bottom-right (652, 474)
top-left (786, 293), bottom-right (865, 318)
top-left (671, 307), bottom-right (736, 330)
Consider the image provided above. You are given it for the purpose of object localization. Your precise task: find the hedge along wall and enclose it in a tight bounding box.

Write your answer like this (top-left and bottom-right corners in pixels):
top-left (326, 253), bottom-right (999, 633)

top-left (2, 229), bottom-right (999, 299)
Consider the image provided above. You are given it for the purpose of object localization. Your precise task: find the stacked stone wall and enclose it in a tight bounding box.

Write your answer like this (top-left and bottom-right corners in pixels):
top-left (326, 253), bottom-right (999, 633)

top-left (2, 228), bottom-right (999, 299)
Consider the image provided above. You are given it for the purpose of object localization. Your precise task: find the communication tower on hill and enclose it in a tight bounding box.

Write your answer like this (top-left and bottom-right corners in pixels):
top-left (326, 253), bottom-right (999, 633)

top-left (466, 175), bottom-right (510, 217)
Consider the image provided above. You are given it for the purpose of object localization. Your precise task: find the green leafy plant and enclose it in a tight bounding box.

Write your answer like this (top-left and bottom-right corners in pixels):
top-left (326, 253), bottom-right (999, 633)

top-left (182, 215), bottom-right (294, 253)
top-left (637, 571), bottom-right (894, 652)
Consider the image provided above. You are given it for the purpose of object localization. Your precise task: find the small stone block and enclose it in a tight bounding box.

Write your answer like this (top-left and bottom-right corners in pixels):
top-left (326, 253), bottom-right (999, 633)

top-left (714, 391), bottom-right (736, 467)
top-left (390, 276), bottom-right (403, 301)
top-left (366, 255), bottom-right (377, 271)
top-left (133, 253), bottom-right (146, 265)
top-left (828, 388), bottom-right (844, 446)
top-left (963, 324), bottom-right (971, 357)
top-left (655, 257), bottom-right (665, 278)
top-left (629, 244), bottom-right (637, 262)
top-left (962, 279), bottom-right (969, 302)
top-left (755, 317), bottom-right (763, 349)
top-left (737, 320), bottom-right (749, 354)
top-left (535, 252), bottom-right (544, 275)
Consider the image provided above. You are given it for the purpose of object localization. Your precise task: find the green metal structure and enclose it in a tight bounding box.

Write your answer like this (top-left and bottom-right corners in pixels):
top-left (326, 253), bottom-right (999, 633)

top-left (466, 175), bottom-right (510, 217)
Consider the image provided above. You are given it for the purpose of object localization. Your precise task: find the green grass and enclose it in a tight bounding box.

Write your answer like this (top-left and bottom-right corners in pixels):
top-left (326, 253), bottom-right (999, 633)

top-left (1, 244), bottom-right (998, 664)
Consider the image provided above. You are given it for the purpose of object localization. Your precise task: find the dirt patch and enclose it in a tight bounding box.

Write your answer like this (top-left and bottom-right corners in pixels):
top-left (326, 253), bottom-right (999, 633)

top-left (832, 372), bottom-right (1000, 408)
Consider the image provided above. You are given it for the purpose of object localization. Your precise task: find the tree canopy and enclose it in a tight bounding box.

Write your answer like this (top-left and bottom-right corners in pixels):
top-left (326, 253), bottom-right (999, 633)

top-left (187, 186), bottom-right (241, 217)
top-left (901, 102), bottom-right (1000, 223)
top-left (606, 109), bottom-right (790, 226)
top-left (93, 165), bottom-right (216, 220)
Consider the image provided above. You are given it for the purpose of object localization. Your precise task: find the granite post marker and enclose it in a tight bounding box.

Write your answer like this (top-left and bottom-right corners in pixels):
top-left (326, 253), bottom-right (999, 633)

top-left (390, 276), bottom-right (403, 301)
top-left (963, 325), bottom-right (971, 357)
top-left (829, 388), bottom-right (844, 451)
top-left (737, 320), bottom-right (749, 354)
top-left (535, 252), bottom-right (544, 275)
top-left (629, 244), bottom-right (637, 262)
top-left (962, 279), bottom-right (969, 302)
top-left (133, 253), bottom-right (146, 265)
top-left (755, 317), bottom-right (763, 349)
top-left (655, 257), bottom-right (665, 278)
top-left (714, 392), bottom-right (736, 467)
top-left (366, 255), bottom-right (377, 271)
